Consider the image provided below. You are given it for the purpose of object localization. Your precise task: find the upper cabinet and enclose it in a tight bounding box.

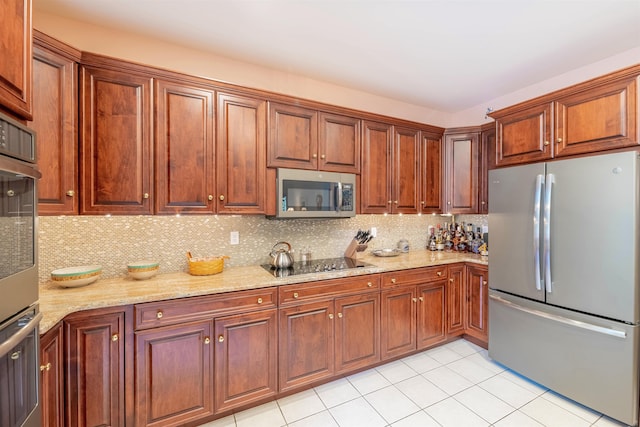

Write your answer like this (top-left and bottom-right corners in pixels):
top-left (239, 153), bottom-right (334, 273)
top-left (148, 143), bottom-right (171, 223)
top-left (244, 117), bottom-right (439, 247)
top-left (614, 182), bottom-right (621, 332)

top-left (30, 32), bottom-right (80, 215)
top-left (79, 64), bottom-right (153, 215)
top-left (360, 120), bottom-right (393, 213)
top-left (0, 0), bottom-right (32, 119)
top-left (392, 126), bottom-right (420, 214)
top-left (268, 102), bottom-right (360, 173)
top-left (492, 65), bottom-right (640, 167)
top-left (443, 130), bottom-right (479, 214)
top-left (419, 134), bottom-right (443, 214)
top-left (478, 124), bottom-right (495, 214)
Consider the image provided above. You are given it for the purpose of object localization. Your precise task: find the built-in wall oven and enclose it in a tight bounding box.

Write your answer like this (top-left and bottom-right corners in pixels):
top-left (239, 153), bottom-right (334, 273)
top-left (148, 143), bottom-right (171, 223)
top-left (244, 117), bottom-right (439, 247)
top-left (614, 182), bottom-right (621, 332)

top-left (0, 111), bottom-right (41, 427)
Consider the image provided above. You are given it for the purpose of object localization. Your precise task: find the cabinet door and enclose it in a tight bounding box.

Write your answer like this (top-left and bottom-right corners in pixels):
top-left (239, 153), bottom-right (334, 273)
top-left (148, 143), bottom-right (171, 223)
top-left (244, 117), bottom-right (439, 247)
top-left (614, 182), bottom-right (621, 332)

top-left (279, 299), bottom-right (334, 392)
top-left (466, 265), bottom-right (489, 346)
top-left (420, 135), bottom-right (442, 213)
top-left (444, 132), bottom-right (479, 214)
top-left (135, 320), bottom-right (214, 426)
top-left (380, 287), bottom-right (416, 360)
top-left (65, 308), bottom-right (129, 427)
top-left (417, 281), bottom-right (447, 349)
top-left (446, 265), bottom-right (465, 336)
top-left (214, 309), bottom-right (277, 413)
top-left (360, 120), bottom-right (392, 213)
top-left (334, 293), bottom-right (379, 373)
top-left (393, 127), bottom-right (420, 214)
top-left (478, 127), bottom-right (495, 214)
top-left (0, 0), bottom-right (32, 119)
top-left (555, 76), bottom-right (639, 157)
top-left (80, 66), bottom-right (153, 214)
top-left (31, 42), bottom-right (78, 215)
top-left (217, 93), bottom-right (267, 214)
top-left (318, 112), bottom-right (360, 173)
top-left (155, 79), bottom-right (215, 214)
top-left (40, 323), bottom-right (64, 427)
top-left (267, 102), bottom-right (318, 170)
top-left (495, 103), bottom-right (552, 166)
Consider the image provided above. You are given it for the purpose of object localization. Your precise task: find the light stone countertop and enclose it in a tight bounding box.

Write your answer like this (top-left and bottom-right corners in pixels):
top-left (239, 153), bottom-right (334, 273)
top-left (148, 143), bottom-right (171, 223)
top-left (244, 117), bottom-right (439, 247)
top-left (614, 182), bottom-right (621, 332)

top-left (38, 250), bottom-right (488, 333)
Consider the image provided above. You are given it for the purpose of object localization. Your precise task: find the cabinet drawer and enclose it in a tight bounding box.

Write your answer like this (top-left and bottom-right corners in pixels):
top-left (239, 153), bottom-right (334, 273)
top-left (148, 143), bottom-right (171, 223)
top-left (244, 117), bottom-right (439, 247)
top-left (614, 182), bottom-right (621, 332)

top-left (382, 266), bottom-right (447, 288)
top-left (135, 287), bottom-right (277, 330)
top-left (279, 275), bottom-right (380, 305)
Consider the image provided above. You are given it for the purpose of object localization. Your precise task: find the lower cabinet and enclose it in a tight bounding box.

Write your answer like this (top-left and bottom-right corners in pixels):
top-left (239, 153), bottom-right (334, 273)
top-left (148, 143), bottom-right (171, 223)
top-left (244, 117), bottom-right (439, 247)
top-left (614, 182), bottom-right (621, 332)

top-left (380, 266), bottom-right (448, 360)
top-left (40, 322), bottom-right (64, 427)
top-left (64, 306), bottom-right (133, 427)
top-left (447, 264), bottom-right (465, 337)
top-left (465, 264), bottom-right (489, 346)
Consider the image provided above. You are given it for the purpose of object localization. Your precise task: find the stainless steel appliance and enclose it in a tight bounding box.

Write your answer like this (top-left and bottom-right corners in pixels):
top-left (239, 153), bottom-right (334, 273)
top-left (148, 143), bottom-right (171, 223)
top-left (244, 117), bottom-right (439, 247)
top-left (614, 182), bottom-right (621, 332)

top-left (0, 111), bottom-right (41, 427)
top-left (275, 168), bottom-right (356, 218)
top-left (488, 151), bottom-right (639, 426)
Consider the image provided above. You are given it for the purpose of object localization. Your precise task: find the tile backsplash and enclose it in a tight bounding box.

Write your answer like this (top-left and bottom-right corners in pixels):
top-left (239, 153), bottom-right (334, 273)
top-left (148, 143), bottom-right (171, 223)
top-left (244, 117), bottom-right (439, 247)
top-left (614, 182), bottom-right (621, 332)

top-left (38, 214), bottom-right (487, 282)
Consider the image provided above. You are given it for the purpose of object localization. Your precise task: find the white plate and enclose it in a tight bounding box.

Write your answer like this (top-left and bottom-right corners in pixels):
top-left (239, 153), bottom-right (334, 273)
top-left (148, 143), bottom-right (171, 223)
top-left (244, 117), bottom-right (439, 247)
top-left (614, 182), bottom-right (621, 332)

top-left (371, 248), bottom-right (402, 257)
top-left (51, 265), bottom-right (102, 288)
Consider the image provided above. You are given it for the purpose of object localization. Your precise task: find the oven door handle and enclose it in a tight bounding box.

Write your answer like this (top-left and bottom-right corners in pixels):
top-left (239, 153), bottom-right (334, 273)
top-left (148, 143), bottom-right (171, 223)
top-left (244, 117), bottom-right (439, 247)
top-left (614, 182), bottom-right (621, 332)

top-left (0, 312), bottom-right (42, 359)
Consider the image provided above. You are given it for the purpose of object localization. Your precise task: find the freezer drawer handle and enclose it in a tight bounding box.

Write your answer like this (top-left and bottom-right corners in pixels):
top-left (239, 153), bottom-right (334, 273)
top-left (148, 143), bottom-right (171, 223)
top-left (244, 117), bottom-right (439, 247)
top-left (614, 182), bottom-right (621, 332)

top-left (489, 294), bottom-right (627, 339)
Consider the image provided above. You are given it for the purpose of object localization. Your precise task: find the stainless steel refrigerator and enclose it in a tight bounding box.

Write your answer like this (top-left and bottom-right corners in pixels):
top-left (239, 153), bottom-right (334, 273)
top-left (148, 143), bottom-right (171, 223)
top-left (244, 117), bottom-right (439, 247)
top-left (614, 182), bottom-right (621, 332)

top-left (488, 150), bottom-right (639, 426)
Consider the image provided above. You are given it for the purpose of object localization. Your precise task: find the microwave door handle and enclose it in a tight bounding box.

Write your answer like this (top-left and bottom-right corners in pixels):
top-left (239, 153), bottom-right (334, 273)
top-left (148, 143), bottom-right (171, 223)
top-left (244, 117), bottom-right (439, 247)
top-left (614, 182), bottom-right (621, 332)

top-left (336, 182), bottom-right (343, 212)
top-left (533, 174), bottom-right (544, 291)
top-left (0, 312), bottom-right (42, 359)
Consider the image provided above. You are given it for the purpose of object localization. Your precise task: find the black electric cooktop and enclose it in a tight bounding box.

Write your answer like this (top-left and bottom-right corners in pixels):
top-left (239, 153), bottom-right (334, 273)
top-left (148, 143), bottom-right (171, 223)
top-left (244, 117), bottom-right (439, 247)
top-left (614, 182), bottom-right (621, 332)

top-left (261, 257), bottom-right (373, 277)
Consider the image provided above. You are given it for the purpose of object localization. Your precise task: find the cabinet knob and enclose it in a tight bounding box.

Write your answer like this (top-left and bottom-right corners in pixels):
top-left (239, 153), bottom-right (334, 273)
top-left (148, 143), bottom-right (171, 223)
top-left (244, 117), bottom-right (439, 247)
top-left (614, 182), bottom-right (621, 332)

top-left (218, 335), bottom-right (224, 343)
top-left (421, 201), bottom-right (425, 205)
top-left (66, 190), bottom-right (75, 197)
top-left (257, 297), bottom-right (263, 304)
top-left (437, 271), bottom-right (442, 276)
top-left (40, 363), bottom-right (52, 372)
top-left (447, 201), bottom-right (451, 205)
top-left (219, 195), bottom-right (225, 201)
top-left (557, 137), bottom-right (563, 143)
top-left (208, 195), bottom-right (214, 201)
top-left (544, 141), bottom-right (550, 146)
top-left (338, 312), bottom-right (343, 318)
top-left (419, 297), bottom-right (424, 302)
top-left (320, 154), bottom-right (326, 159)
top-left (483, 281), bottom-right (488, 286)
top-left (6, 189), bottom-right (14, 197)
top-left (156, 311), bottom-right (163, 319)
top-left (329, 313), bottom-right (334, 320)
top-left (143, 193), bottom-right (149, 199)
top-left (450, 278), bottom-right (454, 282)
top-left (412, 298), bottom-right (418, 303)
top-left (391, 278), bottom-right (397, 284)
top-left (367, 282), bottom-right (373, 287)
top-left (293, 292), bottom-right (299, 299)
top-left (388, 200), bottom-right (392, 204)
top-left (204, 337), bottom-right (211, 344)
top-left (111, 334), bottom-right (118, 342)
top-left (312, 153), bottom-right (318, 159)
top-left (481, 201), bottom-right (486, 205)
top-left (394, 200), bottom-right (398, 204)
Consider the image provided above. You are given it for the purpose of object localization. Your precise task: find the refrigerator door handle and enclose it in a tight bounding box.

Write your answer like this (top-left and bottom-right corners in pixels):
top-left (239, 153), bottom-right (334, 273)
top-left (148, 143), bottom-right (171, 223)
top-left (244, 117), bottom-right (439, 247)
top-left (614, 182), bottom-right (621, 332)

top-left (533, 174), bottom-right (544, 291)
top-left (489, 294), bottom-right (627, 339)
top-left (543, 173), bottom-right (555, 293)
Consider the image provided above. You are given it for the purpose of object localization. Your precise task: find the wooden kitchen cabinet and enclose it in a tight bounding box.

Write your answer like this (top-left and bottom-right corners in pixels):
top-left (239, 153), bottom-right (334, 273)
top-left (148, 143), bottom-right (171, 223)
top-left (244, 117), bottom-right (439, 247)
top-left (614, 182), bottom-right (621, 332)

top-left (135, 320), bottom-right (214, 426)
top-left (278, 275), bottom-right (380, 392)
top-left (465, 264), bottom-right (489, 347)
top-left (79, 64), bottom-right (153, 214)
top-left (392, 126), bottom-right (420, 213)
top-left (478, 124), bottom-right (495, 214)
top-left (443, 130), bottom-right (480, 214)
top-left (318, 112), bottom-right (360, 173)
top-left (40, 322), bottom-right (64, 427)
top-left (213, 309), bottom-right (278, 413)
top-left (380, 266), bottom-right (447, 360)
top-left (420, 135), bottom-right (443, 214)
top-left (0, 0), bottom-right (32, 119)
top-left (446, 264), bottom-right (465, 337)
top-left (154, 79), bottom-right (216, 214)
top-left (217, 92), bottom-right (267, 214)
top-left (64, 306), bottom-right (133, 427)
top-left (31, 31), bottom-right (80, 215)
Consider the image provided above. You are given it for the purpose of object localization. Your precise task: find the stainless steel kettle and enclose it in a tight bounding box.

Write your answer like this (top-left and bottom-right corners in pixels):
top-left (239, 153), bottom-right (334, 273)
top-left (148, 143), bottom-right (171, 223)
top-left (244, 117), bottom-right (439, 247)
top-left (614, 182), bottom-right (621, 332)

top-left (270, 241), bottom-right (294, 268)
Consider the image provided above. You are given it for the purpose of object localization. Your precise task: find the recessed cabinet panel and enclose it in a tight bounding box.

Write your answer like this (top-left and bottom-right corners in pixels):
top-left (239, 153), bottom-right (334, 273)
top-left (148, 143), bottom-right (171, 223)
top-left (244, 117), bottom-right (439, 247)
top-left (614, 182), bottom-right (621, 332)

top-left (420, 136), bottom-right (442, 213)
top-left (444, 132), bottom-right (479, 214)
top-left (335, 293), bottom-right (380, 373)
top-left (268, 102), bottom-right (318, 170)
top-left (495, 103), bottom-right (552, 167)
top-left (394, 127), bottom-right (420, 214)
top-left (319, 112), bottom-right (360, 173)
top-left (360, 121), bottom-right (392, 213)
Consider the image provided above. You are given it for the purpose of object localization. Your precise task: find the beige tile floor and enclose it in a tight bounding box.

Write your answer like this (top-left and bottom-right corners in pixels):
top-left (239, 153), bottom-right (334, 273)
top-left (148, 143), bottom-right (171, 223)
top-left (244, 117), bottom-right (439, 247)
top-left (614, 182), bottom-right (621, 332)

top-left (198, 339), bottom-right (629, 427)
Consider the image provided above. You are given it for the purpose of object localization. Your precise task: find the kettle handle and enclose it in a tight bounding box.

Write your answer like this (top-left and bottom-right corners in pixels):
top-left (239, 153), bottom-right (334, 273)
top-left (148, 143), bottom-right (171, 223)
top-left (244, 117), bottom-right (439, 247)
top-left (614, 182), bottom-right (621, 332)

top-left (271, 241), bottom-right (292, 254)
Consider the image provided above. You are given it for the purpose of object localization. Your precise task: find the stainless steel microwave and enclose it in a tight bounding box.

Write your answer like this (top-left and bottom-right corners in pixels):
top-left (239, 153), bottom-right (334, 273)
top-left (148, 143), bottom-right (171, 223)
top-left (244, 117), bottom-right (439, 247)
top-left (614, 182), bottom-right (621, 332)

top-left (275, 168), bottom-right (356, 218)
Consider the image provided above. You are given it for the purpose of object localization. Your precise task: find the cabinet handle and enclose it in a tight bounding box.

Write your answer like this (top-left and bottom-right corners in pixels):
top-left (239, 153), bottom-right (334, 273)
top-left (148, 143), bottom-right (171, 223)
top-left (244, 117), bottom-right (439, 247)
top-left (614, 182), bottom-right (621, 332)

top-left (257, 297), bottom-right (263, 304)
top-left (338, 312), bottom-right (343, 318)
top-left (156, 311), bottom-right (163, 319)
top-left (367, 282), bottom-right (373, 287)
top-left (293, 292), bottom-right (299, 299)
top-left (412, 298), bottom-right (418, 303)
top-left (111, 334), bottom-right (118, 342)
top-left (143, 193), bottom-right (149, 199)
top-left (483, 281), bottom-right (488, 286)
top-left (394, 200), bottom-right (398, 204)
top-left (419, 297), bottom-right (424, 302)
top-left (10, 351), bottom-right (20, 360)
top-left (447, 201), bottom-right (451, 205)
top-left (312, 153), bottom-right (318, 159)
top-left (329, 314), bottom-right (334, 320)
top-left (481, 201), bottom-right (486, 205)
top-left (320, 154), bottom-right (326, 159)
top-left (421, 201), bottom-right (425, 205)
top-left (557, 137), bottom-right (563, 143)
top-left (6, 190), bottom-right (14, 197)
top-left (66, 190), bottom-right (75, 197)
top-left (544, 141), bottom-right (550, 146)
top-left (40, 363), bottom-right (52, 372)
top-left (437, 271), bottom-right (442, 276)
top-left (388, 200), bottom-right (392, 204)
top-left (219, 195), bottom-right (225, 201)
top-left (208, 195), bottom-right (214, 201)
top-left (391, 278), bottom-right (397, 284)
top-left (218, 335), bottom-right (224, 343)
top-left (204, 337), bottom-right (211, 344)
top-left (449, 278), bottom-right (454, 282)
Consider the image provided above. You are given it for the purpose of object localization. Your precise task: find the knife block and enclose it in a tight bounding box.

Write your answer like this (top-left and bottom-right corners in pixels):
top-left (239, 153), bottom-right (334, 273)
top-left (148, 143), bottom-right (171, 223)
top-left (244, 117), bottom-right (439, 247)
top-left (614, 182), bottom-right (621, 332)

top-left (345, 238), bottom-right (368, 260)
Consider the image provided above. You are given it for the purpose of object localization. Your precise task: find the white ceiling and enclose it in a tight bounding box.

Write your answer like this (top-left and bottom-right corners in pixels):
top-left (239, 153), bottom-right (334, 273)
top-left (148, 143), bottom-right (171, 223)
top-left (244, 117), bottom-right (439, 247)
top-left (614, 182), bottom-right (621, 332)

top-left (33, 0), bottom-right (640, 113)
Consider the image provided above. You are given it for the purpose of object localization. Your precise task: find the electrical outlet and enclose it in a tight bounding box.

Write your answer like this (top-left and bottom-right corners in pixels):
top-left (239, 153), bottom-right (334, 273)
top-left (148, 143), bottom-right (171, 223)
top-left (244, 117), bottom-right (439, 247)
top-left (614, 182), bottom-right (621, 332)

top-left (230, 231), bottom-right (239, 245)
top-left (370, 227), bottom-right (377, 237)
top-left (482, 225), bottom-right (488, 233)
